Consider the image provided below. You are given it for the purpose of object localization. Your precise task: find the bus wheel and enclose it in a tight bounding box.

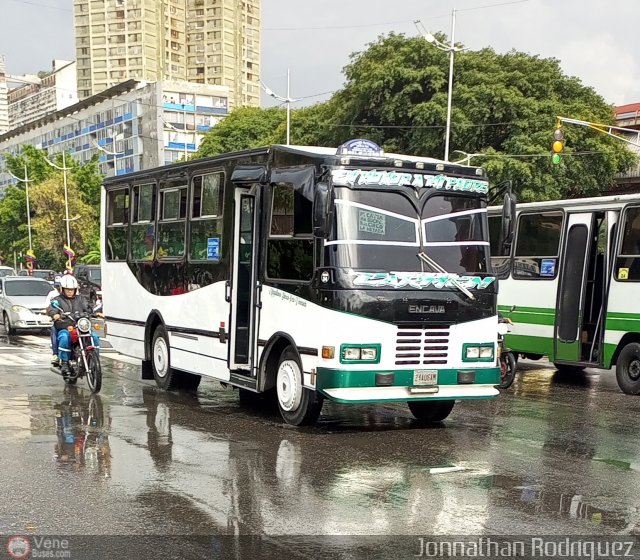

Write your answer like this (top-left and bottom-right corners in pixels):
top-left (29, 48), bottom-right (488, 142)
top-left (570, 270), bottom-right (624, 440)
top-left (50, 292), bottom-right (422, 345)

top-left (151, 325), bottom-right (179, 391)
top-left (616, 342), bottom-right (640, 395)
top-left (276, 346), bottom-right (323, 426)
top-left (408, 400), bottom-right (455, 422)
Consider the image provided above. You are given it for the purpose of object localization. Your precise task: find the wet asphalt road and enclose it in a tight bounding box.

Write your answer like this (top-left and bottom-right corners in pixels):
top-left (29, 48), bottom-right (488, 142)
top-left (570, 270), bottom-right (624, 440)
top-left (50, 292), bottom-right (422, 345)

top-left (2, 333), bottom-right (640, 557)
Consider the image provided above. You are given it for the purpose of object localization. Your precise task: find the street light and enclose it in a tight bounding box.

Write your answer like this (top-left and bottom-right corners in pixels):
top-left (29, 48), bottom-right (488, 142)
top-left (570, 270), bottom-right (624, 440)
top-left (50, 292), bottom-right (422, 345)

top-left (416, 9), bottom-right (464, 162)
top-left (92, 140), bottom-right (125, 176)
top-left (5, 164), bottom-right (33, 252)
top-left (261, 69), bottom-right (301, 146)
top-left (43, 152), bottom-right (72, 250)
top-left (450, 150), bottom-right (486, 165)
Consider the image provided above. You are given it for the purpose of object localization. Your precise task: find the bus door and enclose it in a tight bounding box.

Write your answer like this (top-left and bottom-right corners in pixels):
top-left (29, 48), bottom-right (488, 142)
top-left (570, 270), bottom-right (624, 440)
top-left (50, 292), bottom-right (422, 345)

top-left (554, 213), bottom-right (594, 363)
top-left (229, 186), bottom-right (260, 374)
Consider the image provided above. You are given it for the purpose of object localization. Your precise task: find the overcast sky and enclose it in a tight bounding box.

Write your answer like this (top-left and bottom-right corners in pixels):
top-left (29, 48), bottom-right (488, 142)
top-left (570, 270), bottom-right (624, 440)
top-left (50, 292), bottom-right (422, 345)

top-left (3, 0), bottom-right (640, 111)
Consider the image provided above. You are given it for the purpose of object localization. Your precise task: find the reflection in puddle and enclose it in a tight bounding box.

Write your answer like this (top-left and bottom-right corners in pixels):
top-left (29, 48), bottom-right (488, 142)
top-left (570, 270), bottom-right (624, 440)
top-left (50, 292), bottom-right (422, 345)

top-left (53, 387), bottom-right (111, 477)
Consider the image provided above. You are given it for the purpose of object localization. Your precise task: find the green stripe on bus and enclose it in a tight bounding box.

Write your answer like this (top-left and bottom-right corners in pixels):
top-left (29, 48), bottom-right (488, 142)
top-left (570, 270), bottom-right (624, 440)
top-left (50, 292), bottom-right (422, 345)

top-left (504, 333), bottom-right (555, 357)
top-left (607, 311), bottom-right (640, 320)
top-left (605, 318), bottom-right (640, 332)
top-left (316, 367), bottom-right (500, 391)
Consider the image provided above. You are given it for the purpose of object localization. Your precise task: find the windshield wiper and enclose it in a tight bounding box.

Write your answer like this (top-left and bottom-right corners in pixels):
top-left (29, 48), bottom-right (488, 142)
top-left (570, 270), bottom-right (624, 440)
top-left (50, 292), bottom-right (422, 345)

top-left (417, 251), bottom-right (475, 300)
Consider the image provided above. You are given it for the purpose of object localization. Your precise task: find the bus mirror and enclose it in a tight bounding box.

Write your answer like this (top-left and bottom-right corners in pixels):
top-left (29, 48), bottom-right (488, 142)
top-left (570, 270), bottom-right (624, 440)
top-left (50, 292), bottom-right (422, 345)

top-left (501, 192), bottom-right (516, 255)
top-left (313, 183), bottom-right (331, 238)
top-left (230, 165), bottom-right (266, 184)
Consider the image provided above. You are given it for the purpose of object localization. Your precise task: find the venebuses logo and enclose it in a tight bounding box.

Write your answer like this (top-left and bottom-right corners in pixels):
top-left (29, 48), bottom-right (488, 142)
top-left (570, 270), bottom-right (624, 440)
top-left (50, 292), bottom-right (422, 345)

top-left (7, 536), bottom-right (31, 559)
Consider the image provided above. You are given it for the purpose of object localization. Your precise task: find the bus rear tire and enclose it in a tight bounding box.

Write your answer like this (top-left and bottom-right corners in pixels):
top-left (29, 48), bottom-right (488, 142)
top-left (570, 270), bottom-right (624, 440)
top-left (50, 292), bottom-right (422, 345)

top-left (151, 325), bottom-right (179, 391)
top-left (276, 346), bottom-right (323, 426)
top-left (408, 400), bottom-right (455, 422)
top-left (616, 342), bottom-right (640, 395)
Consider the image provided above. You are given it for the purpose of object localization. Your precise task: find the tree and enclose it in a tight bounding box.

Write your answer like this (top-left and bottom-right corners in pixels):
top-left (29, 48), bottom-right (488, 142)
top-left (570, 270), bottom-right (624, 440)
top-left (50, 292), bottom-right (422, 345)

top-left (0, 147), bottom-right (104, 268)
top-left (29, 175), bottom-right (97, 268)
top-left (324, 33), bottom-right (636, 201)
top-left (197, 107), bottom-right (286, 157)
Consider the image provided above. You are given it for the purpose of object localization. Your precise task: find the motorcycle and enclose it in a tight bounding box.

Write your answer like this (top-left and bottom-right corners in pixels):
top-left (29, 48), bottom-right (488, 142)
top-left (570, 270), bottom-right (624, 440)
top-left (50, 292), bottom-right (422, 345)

top-left (50, 305), bottom-right (102, 393)
top-left (498, 308), bottom-right (517, 389)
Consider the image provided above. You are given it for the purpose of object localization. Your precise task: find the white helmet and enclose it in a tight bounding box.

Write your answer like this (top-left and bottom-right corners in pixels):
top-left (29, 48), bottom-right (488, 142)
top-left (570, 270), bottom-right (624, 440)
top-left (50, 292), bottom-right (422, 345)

top-left (60, 275), bottom-right (78, 290)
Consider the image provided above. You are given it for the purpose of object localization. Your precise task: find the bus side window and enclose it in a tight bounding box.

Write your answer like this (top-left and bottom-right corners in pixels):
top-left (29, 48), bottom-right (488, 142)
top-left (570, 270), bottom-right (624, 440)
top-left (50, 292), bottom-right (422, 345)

top-left (513, 212), bottom-right (563, 280)
top-left (189, 171), bottom-right (224, 262)
top-left (267, 183), bottom-right (313, 281)
top-left (106, 187), bottom-right (129, 261)
top-left (616, 206), bottom-right (640, 281)
top-left (130, 183), bottom-right (156, 262)
top-left (157, 187), bottom-right (187, 259)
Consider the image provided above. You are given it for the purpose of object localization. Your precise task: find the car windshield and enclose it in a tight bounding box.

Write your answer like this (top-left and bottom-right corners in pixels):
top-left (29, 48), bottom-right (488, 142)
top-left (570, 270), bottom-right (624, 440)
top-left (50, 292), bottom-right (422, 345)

top-left (327, 188), bottom-right (490, 274)
top-left (4, 280), bottom-right (53, 297)
top-left (0, 269), bottom-right (15, 277)
top-left (32, 271), bottom-right (51, 279)
top-left (88, 269), bottom-right (102, 282)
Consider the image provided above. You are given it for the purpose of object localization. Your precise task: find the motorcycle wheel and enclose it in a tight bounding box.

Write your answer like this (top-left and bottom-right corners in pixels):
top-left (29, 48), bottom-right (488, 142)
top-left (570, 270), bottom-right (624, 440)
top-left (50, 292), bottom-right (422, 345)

top-left (86, 352), bottom-right (102, 393)
top-left (498, 352), bottom-right (517, 389)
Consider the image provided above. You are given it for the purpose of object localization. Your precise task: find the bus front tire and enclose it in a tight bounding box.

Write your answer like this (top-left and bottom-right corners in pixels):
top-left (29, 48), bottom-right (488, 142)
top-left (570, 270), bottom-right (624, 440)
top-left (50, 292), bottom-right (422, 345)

top-left (276, 346), bottom-right (323, 426)
top-left (408, 400), bottom-right (455, 422)
top-left (616, 342), bottom-right (640, 395)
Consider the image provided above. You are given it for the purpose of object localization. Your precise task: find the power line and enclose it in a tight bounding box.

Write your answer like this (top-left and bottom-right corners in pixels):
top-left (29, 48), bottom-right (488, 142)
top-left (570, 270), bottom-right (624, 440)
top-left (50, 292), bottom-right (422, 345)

top-left (457, 0), bottom-right (529, 12)
top-left (8, 0), bottom-right (71, 12)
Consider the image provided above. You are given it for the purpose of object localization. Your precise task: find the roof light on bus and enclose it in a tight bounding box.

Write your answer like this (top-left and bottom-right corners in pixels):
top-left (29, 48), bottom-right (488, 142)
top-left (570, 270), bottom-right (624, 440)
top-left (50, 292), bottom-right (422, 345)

top-left (416, 162), bottom-right (424, 169)
top-left (475, 168), bottom-right (483, 176)
top-left (436, 163), bottom-right (445, 171)
top-left (322, 346), bottom-right (335, 359)
top-left (340, 157), bottom-right (351, 165)
top-left (394, 160), bottom-right (403, 167)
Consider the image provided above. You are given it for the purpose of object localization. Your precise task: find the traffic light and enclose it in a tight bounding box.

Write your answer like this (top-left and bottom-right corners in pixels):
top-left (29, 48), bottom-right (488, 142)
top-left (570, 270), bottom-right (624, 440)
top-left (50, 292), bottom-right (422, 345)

top-left (552, 124), bottom-right (564, 165)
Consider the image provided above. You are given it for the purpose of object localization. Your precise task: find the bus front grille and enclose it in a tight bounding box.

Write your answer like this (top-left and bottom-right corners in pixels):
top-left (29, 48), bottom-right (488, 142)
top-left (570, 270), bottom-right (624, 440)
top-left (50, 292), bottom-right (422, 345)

top-left (395, 325), bottom-right (450, 366)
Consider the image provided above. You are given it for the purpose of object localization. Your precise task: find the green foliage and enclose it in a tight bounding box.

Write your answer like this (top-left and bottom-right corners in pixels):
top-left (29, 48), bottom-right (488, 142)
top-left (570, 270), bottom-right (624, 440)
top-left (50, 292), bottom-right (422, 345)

top-left (328, 34), bottom-right (636, 201)
top-left (0, 148), bottom-right (104, 268)
top-left (196, 34), bottom-right (635, 202)
top-left (196, 107), bottom-right (287, 157)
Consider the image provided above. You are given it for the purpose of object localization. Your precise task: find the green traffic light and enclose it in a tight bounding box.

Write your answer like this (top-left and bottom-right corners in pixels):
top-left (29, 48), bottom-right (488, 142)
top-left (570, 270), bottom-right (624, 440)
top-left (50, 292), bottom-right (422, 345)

top-left (552, 153), bottom-right (561, 165)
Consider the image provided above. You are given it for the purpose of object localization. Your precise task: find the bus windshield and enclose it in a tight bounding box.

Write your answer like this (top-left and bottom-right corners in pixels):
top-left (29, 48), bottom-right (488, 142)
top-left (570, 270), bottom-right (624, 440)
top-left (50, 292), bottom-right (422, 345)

top-left (327, 188), bottom-right (490, 274)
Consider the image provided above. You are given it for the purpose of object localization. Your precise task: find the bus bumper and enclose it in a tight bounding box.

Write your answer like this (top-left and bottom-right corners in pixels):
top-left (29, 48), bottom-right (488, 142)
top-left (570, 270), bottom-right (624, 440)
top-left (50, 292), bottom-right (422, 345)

top-left (315, 367), bottom-right (500, 403)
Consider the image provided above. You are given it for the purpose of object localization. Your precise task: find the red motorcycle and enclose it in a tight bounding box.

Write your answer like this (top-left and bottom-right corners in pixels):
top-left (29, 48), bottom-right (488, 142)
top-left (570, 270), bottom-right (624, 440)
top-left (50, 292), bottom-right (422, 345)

top-left (51, 310), bottom-right (102, 393)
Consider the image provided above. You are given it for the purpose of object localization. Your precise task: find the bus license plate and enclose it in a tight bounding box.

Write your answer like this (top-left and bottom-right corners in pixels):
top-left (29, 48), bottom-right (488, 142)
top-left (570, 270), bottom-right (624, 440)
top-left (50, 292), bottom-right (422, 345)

top-left (413, 370), bottom-right (437, 386)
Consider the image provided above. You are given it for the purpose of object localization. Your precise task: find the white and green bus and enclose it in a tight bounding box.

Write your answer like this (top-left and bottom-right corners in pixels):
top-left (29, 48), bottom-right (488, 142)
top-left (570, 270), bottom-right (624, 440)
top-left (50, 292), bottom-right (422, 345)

top-left (488, 193), bottom-right (640, 394)
top-left (102, 140), bottom-right (509, 425)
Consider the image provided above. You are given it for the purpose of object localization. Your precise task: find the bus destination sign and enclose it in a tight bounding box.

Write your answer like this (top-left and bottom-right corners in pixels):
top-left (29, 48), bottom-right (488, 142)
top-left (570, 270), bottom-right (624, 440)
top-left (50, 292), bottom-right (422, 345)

top-left (331, 169), bottom-right (489, 194)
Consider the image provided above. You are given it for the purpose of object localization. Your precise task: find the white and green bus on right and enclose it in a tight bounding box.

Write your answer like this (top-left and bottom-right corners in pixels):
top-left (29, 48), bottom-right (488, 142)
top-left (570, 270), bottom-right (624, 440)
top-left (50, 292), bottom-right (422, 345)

top-left (488, 193), bottom-right (640, 394)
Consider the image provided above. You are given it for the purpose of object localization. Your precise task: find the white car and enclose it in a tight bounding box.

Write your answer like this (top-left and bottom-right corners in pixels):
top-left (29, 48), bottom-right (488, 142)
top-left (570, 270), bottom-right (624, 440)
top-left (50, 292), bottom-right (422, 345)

top-left (0, 266), bottom-right (16, 278)
top-left (0, 277), bottom-right (54, 334)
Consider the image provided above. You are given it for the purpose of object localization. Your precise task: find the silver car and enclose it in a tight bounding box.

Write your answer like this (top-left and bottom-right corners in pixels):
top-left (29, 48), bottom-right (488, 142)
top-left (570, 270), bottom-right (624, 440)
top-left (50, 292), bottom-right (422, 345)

top-left (0, 277), bottom-right (54, 334)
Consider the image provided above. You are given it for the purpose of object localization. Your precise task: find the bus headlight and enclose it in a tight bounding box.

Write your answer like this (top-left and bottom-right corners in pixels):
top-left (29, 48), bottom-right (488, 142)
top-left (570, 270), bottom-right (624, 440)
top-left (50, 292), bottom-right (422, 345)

top-left (463, 344), bottom-right (494, 361)
top-left (340, 344), bottom-right (380, 363)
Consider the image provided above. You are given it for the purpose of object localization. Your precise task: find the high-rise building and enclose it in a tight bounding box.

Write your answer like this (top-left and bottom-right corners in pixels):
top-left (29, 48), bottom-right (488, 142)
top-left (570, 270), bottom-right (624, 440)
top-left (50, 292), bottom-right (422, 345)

top-left (7, 60), bottom-right (78, 130)
top-left (0, 57), bottom-right (10, 134)
top-left (74, 0), bottom-right (260, 108)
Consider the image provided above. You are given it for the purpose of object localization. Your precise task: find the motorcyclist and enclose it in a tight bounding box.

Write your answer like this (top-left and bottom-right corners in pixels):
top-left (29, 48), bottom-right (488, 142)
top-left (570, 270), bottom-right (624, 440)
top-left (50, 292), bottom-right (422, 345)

top-left (48, 275), bottom-right (101, 377)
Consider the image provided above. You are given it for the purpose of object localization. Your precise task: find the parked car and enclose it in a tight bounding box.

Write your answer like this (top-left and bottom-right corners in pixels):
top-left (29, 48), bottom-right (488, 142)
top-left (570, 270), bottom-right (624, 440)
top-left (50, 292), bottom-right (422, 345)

top-left (74, 264), bottom-right (101, 305)
top-left (18, 269), bottom-right (57, 283)
top-left (0, 277), bottom-right (54, 335)
top-left (0, 266), bottom-right (16, 278)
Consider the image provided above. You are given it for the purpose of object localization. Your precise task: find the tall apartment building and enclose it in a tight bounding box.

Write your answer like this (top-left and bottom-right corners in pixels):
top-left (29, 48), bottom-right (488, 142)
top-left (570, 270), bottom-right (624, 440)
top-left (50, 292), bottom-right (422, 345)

top-left (0, 57), bottom-right (10, 134)
top-left (8, 60), bottom-right (78, 130)
top-left (74, 0), bottom-right (260, 108)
